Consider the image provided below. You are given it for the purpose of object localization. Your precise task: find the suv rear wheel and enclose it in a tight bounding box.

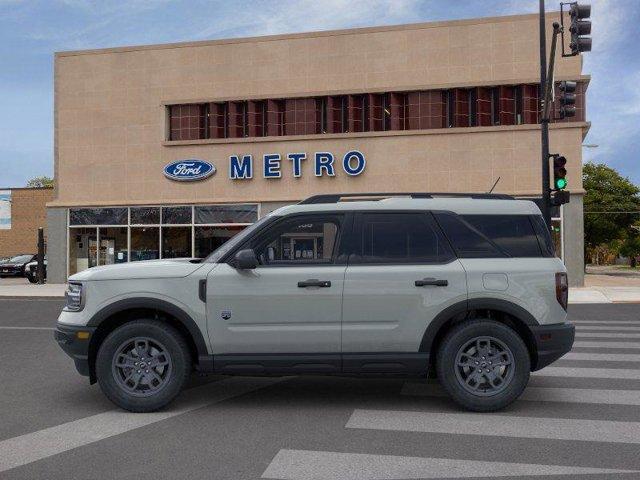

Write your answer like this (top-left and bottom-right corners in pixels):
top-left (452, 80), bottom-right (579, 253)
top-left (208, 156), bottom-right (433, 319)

top-left (96, 320), bottom-right (192, 412)
top-left (436, 319), bottom-right (530, 412)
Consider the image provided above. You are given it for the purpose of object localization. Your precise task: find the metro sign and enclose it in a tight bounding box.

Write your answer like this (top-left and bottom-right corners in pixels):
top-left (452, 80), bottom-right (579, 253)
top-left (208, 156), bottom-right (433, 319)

top-left (229, 150), bottom-right (366, 179)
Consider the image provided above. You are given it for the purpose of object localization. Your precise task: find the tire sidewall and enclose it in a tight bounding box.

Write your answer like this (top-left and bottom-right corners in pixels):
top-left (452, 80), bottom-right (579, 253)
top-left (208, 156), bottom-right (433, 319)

top-left (437, 320), bottom-right (530, 412)
top-left (96, 320), bottom-right (191, 412)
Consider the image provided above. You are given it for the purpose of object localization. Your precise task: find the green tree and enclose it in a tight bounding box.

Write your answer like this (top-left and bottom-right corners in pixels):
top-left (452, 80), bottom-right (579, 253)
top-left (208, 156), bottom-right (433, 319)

top-left (619, 221), bottom-right (640, 268)
top-left (26, 176), bottom-right (54, 188)
top-left (583, 163), bottom-right (640, 250)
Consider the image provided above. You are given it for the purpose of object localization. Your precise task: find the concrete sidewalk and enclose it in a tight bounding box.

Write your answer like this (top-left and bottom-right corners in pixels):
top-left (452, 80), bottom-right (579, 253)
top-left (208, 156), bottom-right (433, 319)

top-left (0, 282), bottom-right (66, 297)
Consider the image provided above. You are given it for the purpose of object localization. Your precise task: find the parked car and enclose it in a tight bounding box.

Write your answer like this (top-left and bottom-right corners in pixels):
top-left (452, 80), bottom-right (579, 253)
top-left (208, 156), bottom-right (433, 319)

top-left (0, 254), bottom-right (36, 278)
top-left (55, 193), bottom-right (574, 413)
top-left (25, 256), bottom-right (47, 283)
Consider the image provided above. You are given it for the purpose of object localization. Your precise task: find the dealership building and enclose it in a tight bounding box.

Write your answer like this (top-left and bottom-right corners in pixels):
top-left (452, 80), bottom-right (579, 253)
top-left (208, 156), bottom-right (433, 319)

top-left (47, 12), bottom-right (589, 285)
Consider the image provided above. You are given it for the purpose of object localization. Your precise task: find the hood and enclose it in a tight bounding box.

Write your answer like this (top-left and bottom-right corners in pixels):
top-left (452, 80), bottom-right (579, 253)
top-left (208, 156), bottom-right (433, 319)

top-left (69, 258), bottom-right (203, 281)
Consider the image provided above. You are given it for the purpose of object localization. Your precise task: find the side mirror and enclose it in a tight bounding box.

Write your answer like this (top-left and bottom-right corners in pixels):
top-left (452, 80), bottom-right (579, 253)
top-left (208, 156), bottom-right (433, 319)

top-left (233, 249), bottom-right (258, 270)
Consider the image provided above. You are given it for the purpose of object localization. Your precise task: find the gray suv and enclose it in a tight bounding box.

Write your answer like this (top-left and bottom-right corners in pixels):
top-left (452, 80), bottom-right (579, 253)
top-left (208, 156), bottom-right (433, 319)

top-left (55, 193), bottom-right (574, 412)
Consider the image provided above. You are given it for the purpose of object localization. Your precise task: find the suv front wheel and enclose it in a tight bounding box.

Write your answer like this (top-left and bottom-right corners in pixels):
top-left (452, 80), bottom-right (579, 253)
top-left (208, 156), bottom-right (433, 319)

top-left (96, 320), bottom-right (192, 412)
top-left (436, 319), bottom-right (530, 412)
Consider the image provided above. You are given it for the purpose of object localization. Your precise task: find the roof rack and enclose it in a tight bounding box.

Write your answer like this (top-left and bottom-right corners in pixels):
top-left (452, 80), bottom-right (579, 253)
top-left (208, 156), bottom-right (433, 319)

top-left (298, 192), bottom-right (515, 204)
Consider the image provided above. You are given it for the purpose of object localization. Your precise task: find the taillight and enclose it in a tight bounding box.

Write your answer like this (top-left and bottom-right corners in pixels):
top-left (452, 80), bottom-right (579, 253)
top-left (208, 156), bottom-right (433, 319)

top-left (555, 272), bottom-right (568, 311)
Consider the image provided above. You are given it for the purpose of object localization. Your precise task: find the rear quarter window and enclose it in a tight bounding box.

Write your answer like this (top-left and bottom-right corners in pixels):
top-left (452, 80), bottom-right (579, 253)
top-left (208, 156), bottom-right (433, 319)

top-left (461, 215), bottom-right (543, 257)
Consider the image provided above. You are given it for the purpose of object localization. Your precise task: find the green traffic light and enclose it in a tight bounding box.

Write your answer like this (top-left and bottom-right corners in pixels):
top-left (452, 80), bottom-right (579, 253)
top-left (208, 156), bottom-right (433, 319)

top-left (555, 178), bottom-right (568, 190)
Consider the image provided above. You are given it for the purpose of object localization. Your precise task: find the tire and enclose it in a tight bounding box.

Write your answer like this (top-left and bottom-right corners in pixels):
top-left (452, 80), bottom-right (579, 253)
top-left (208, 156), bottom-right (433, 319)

top-left (96, 320), bottom-right (192, 412)
top-left (27, 274), bottom-right (37, 283)
top-left (436, 319), bottom-right (530, 412)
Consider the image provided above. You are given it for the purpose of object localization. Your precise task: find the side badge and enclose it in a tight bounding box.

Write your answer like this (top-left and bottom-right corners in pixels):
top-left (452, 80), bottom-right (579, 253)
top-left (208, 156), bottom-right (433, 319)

top-left (221, 310), bottom-right (232, 320)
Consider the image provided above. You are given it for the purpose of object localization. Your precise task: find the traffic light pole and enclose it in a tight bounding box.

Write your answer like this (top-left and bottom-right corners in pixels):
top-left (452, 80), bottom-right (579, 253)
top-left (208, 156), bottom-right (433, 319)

top-left (539, 0), bottom-right (552, 227)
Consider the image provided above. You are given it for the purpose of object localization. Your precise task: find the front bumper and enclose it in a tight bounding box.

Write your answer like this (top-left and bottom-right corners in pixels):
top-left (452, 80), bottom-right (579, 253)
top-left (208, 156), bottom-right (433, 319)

top-left (530, 322), bottom-right (575, 371)
top-left (54, 323), bottom-right (96, 377)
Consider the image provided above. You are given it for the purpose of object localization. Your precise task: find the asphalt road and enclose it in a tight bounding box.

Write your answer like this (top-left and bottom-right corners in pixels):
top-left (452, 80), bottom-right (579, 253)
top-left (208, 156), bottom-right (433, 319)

top-left (1, 300), bottom-right (639, 479)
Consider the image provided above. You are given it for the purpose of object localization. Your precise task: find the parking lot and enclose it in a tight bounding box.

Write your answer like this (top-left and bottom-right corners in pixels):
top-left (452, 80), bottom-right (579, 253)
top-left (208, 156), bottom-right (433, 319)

top-left (1, 299), bottom-right (639, 479)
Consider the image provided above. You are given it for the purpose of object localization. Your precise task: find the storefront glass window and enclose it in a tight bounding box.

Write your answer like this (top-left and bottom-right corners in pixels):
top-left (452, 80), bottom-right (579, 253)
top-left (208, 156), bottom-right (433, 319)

top-left (162, 227), bottom-right (192, 258)
top-left (162, 206), bottom-right (192, 224)
top-left (194, 226), bottom-right (245, 258)
top-left (67, 204), bottom-right (257, 276)
top-left (68, 227), bottom-right (98, 275)
top-left (195, 204), bottom-right (257, 224)
top-left (69, 208), bottom-right (127, 226)
top-left (130, 227), bottom-right (159, 262)
top-left (99, 227), bottom-right (129, 265)
top-left (130, 207), bottom-right (160, 225)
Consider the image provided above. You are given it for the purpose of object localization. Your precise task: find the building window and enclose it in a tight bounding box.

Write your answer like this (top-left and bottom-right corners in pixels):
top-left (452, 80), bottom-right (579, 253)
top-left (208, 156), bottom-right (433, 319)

top-left (69, 208), bottom-right (127, 226)
top-left (407, 91), bottom-right (446, 130)
top-left (67, 204), bottom-right (258, 276)
top-left (169, 104), bottom-right (205, 141)
top-left (266, 99), bottom-right (285, 136)
top-left (208, 102), bottom-right (227, 139)
top-left (521, 85), bottom-right (539, 124)
top-left (284, 98), bottom-right (319, 136)
top-left (165, 81), bottom-right (585, 141)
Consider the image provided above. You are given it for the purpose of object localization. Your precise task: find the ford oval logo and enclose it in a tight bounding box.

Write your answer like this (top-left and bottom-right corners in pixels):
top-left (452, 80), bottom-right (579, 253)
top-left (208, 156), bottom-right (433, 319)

top-left (164, 159), bottom-right (215, 181)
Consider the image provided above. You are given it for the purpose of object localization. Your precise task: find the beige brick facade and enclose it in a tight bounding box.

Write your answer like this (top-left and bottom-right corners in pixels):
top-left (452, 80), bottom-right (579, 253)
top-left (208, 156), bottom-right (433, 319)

top-left (52, 13), bottom-right (587, 208)
top-left (0, 188), bottom-right (53, 257)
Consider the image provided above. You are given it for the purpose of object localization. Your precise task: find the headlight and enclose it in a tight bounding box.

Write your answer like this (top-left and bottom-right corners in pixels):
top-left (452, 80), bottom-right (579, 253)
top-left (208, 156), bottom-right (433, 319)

top-left (64, 282), bottom-right (85, 312)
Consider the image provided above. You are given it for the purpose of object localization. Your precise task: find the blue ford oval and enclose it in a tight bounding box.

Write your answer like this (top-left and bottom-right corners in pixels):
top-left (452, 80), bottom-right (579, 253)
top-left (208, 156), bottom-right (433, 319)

top-left (163, 159), bottom-right (215, 181)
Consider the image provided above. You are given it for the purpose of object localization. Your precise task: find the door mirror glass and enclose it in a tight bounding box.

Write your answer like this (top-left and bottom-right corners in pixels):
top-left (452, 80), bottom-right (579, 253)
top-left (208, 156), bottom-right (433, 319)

top-left (234, 249), bottom-right (258, 269)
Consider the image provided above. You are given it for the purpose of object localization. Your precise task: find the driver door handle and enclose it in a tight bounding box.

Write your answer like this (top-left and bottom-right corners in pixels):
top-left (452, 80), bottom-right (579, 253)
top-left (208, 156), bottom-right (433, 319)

top-left (298, 279), bottom-right (331, 288)
top-left (415, 278), bottom-right (448, 287)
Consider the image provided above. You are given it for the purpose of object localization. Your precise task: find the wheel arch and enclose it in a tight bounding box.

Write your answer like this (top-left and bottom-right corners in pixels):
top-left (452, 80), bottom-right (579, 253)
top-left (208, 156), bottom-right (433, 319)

top-left (86, 298), bottom-right (210, 384)
top-left (420, 298), bottom-right (539, 370)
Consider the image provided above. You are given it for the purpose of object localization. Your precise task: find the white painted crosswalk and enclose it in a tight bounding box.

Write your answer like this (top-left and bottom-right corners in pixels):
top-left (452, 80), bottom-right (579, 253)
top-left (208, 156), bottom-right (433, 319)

top-left (576, 325), bottom-right (640, 331)
top-left (534, 366), bottom-right (640, 379)
top-left (572, 320), bottom-right (640, 325)
top-left (574, 340), bottom-right (640, 349)
top-left (401, 382), bottom-right (640, 405)
top-left (563, 351), bottom-right (640, 361)
top-left (345, 409), bottom-right (640, 444)
top-left (262, 449), bottom-right (637, 479)
top-left (578, 332), bottom-right (640, 338)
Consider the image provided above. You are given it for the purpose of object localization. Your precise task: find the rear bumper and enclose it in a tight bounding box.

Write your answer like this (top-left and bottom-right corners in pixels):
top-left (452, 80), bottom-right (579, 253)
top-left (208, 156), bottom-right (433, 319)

top-left (530, 322), bottom-right (575, 371)
top-left (54, 323), bottom-right (96, 377)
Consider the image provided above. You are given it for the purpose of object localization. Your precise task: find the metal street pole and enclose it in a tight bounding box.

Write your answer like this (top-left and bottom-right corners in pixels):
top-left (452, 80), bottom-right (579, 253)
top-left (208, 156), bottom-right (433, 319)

top-left (539, 0), bottom-right (552, 227)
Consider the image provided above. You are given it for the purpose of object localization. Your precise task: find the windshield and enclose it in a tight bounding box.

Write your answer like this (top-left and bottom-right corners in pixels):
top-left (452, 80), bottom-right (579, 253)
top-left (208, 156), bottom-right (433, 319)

top-left (204, 215), bottom-right (274, 263)
top-left (9, 255), bottom-right (33, 263)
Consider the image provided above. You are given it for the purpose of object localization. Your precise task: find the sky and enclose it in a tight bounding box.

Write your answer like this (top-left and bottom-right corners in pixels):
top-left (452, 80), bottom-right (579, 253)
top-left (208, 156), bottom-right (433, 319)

top-left (0, 0), bottom-right (638, 187)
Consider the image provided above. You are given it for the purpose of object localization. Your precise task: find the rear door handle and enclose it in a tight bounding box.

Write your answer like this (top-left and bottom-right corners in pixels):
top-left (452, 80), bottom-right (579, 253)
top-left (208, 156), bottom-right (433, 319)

top-left (415, 278), bottom-right (448, 287)
top-left (298, 279), bottom-right (331, 288)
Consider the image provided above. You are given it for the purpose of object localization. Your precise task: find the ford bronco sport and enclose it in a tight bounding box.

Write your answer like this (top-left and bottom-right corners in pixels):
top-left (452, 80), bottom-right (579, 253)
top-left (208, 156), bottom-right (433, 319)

top-left (55, 193), bottom-right (574, 412)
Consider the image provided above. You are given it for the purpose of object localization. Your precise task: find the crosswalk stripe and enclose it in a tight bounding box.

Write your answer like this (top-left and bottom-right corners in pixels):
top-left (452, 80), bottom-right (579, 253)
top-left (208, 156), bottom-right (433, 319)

top-left (572, 320), bottom-right (640, 325)
top-left (534, 366), bottom-right (640, 380)
top-left (563, 352), bottom-right (640, 361)
top-left (261, 449), bottom-right (638, 479)
top-left (577, 325), bottom-right (640, 332)
top-left (0, 376), bottom-right (287, 473)
top-left (401, 382), bottom-right (640, 405)
top-left (574, 341), bottom-right (640, 349)
top-left (578, 332), bottom-right (640, 339)
top-left (346, 409), bottom-right (640, 444)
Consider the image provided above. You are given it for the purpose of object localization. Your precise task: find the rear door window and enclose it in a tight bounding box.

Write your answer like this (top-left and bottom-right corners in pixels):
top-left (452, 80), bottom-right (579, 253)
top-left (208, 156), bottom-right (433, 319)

top-left (356, 212), bottom-right (454, 264)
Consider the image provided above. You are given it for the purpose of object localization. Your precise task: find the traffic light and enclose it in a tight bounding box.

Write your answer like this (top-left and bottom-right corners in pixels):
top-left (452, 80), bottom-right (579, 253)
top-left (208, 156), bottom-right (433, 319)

top-left (569, 3), bottom-right (592, 55)
top-left (558, 81), bottom-right (577, 119)
top-left (552, 154), bottom-right (568, 190)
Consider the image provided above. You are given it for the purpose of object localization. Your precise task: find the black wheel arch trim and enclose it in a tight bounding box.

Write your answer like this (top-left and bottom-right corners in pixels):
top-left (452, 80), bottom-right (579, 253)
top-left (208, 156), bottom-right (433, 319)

top-left (419, 298), bottom-right (539, 353)
top-left (86, 297), bottom-right (209, 358)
